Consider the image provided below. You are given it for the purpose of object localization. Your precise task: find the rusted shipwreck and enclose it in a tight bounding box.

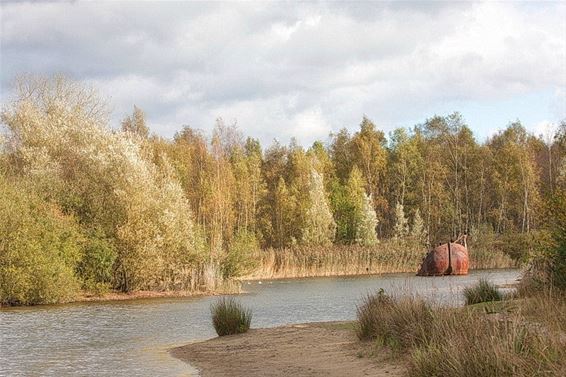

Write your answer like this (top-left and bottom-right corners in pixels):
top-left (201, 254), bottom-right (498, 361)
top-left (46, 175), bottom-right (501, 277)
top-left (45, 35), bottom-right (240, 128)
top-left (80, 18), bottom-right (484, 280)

top-left (417, 234), bottom-right (469, 276)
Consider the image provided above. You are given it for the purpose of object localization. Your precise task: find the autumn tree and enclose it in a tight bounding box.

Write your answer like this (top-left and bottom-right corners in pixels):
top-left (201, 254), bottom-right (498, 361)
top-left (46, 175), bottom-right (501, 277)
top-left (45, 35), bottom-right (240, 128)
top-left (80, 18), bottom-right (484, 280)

top-left (121, 105), bottom-right (149, 138)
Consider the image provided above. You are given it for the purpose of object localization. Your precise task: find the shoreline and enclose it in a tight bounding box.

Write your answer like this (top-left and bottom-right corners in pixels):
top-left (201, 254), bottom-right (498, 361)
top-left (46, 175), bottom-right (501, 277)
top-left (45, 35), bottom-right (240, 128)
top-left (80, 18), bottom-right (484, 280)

top-left (1, 267), bottom-right (520, 308)
top-left (170, 322), bottom-right (406, 377)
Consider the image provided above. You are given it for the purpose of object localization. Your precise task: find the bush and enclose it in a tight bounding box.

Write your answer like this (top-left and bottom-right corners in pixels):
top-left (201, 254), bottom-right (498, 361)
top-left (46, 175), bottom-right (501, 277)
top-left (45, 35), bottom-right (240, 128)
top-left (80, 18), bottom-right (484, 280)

top-left (210, 297), bottom-right (252, 336)
top-left (356, 289), bottom-right (434, 351)
top-left (0, 178), bottom-right (82, 305)
top-left (77, 228), bottom-right (117, 295)
top-left (222, 230), bottom-right (259, 279)
top-left (463, 278), bottom-right (503, 305)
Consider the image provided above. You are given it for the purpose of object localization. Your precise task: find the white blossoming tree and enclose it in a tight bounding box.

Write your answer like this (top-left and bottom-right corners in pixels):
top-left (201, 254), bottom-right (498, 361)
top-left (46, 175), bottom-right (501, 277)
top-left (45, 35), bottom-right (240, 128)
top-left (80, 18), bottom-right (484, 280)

top-left (410, 208), bottom-right (427, 247)
top-left (355, 192), bottom-right (379, 246)
top-left (302, 166), bottom-right (336, 245)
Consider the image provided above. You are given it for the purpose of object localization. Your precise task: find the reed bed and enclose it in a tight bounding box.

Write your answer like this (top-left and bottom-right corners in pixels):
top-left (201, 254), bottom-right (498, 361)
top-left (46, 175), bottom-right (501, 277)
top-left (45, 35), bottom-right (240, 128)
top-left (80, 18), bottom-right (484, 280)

top-left (468, 245), bottom-right (517, 270)
top-left (243, 240), bottom-right (516, 280)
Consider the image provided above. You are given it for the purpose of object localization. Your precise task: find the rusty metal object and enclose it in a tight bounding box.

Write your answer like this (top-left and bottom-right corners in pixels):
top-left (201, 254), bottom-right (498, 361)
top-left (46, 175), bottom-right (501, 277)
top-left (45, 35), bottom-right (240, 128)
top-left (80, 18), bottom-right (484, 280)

top-left (417, 236), bottom-right (469, 276)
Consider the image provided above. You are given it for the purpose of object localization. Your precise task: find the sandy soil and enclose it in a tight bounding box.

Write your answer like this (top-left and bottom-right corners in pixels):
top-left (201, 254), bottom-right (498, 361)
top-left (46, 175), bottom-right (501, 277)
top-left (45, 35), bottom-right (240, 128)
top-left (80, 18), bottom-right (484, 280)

top-left (171, 322), bottom-right (405, 377)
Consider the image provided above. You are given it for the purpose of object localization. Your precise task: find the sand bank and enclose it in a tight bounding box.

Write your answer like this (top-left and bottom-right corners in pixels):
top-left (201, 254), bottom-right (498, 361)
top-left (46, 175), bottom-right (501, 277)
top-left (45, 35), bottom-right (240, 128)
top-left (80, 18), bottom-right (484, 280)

top-left (171, 322), bottom-right (405, 377)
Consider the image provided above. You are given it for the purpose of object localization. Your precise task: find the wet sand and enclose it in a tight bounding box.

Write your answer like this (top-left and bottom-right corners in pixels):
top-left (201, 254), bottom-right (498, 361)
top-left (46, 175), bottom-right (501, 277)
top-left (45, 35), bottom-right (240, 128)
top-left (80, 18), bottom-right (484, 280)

top-left (171, 322), bottom-right (405, 377)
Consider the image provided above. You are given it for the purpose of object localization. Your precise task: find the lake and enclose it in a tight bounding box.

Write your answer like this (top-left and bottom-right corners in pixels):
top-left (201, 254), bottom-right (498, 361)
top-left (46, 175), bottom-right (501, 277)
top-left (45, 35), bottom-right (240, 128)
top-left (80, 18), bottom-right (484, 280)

top-left (0, 269), bottom-right (520, 376)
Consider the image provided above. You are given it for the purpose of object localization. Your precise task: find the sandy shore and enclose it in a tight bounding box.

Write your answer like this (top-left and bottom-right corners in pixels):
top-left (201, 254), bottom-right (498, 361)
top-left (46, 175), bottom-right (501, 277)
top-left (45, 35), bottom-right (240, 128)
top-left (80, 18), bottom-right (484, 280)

top-left (171, 322), bottom-right (405, 377)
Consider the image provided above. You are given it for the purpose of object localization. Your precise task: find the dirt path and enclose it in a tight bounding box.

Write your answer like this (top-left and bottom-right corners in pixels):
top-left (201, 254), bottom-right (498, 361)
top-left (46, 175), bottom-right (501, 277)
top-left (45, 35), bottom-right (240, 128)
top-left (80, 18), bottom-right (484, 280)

top-left (170, 322), bottom-right (405, 377)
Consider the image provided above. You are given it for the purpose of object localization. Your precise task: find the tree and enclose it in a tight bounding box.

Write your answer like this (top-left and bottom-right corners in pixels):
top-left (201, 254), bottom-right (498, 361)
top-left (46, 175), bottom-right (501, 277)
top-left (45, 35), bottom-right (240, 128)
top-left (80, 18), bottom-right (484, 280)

top-left (410, 209), bottom-right (426, 247)
top-left (393, 202), bottom-right (409, 240)
top-left (121, 105), bottom-right (149, 138)
top-left (351, 116), bottom-right (388, 218)
top-left (486, 122), bottom-right (541, 233)
top-left (356, 192), bottom-right (379, 246)
top-left (302, 166), bottom-right (336, 245)
top-left (272, 177), bottom-right (296, 247)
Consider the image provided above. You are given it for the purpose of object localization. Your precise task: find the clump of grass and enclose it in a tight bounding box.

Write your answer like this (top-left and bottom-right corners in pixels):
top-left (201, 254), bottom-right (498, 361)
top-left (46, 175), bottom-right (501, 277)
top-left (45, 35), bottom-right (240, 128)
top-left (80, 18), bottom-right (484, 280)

top-left (210, 297), bottom-right (252, 336)
top-left (356, 289), bottom-right (434, 351)
top-left (463, 278), bottom-right (502, 305)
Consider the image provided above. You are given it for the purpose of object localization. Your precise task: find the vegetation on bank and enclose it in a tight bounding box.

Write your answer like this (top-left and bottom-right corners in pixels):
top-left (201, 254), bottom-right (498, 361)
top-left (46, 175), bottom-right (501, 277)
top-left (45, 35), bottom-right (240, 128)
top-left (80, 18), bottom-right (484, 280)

top-left (1, 75), bottom-right (564, 305)
top-left (211, 297), bottom-right (252, 336)
top-left (356, 287), bottom-right (565, 377)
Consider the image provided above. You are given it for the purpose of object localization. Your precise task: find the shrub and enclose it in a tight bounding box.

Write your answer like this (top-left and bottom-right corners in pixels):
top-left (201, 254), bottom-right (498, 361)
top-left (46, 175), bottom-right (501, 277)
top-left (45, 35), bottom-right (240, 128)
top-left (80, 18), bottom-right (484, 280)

top-left (210, 297), bottom-right (252, 336)
top-left (77, 228), bottom-right (117, 295)
top-left (463, 278), bottom-right (503, 305)
top-left (222, 230), bottom-right (259, 279)
top-left (356, 289), bottom-right (434, 351)
top-left (0, 178), bottom-right (82, 305)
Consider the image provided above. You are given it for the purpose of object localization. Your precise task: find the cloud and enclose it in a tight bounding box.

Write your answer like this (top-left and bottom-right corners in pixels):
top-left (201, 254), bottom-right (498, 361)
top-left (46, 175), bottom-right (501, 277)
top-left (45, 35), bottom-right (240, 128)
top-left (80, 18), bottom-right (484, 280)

top-left (1, 1), bottom-right (565, 144)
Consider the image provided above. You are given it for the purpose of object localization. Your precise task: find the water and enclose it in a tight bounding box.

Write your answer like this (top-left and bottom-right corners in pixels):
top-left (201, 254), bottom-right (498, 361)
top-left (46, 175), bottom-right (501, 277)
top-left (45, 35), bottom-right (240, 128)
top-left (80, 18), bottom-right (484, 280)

top-left (0, 269), bottom-right (520, 377)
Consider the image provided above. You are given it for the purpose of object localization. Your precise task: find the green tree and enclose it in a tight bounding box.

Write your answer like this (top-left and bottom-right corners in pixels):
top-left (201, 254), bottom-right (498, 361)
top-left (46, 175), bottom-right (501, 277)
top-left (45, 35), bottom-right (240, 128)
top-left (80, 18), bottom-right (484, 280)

top-left (351, 116), bottom-right (388, 217)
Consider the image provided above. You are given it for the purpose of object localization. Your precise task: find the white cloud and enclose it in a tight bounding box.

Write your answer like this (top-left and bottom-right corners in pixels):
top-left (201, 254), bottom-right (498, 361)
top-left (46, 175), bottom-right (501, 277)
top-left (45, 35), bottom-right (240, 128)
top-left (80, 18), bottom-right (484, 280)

top-left (1, 1), bottom-right (565, 144)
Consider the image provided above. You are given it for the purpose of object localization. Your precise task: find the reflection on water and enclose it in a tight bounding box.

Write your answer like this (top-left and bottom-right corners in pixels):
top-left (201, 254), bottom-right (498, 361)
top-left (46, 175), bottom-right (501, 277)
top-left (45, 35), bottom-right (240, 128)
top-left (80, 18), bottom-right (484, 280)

top-left (0, 269), bottom-right (520, 376)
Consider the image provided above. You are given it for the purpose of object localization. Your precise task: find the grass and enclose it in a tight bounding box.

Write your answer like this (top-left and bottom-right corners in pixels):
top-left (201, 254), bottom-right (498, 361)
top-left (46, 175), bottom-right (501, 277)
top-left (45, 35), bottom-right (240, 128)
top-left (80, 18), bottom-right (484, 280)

top-left (210, 297), bottom-right (252, 336)
top-left (356, 289), bottom-right (434, 351)
top-left (463, 278), bottom-right (503, 305)
top-left (355, 289), bottom-right (565, 377)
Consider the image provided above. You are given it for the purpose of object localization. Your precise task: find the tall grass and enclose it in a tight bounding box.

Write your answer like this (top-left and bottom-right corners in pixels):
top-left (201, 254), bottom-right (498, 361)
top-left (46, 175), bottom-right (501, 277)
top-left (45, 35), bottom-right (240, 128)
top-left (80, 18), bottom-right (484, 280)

top-left (356, 290), bottom-right (434, 351)
top-left (356, 290), bottom-right (565, 377)
top-left (243, 240), bottom-right (516, 280)
top-left (409, 308), bottom-right (564, 377)
top-left (210, 297), bottom-right (252, 336)
top-left (463, 278), bottom-right (503, 305)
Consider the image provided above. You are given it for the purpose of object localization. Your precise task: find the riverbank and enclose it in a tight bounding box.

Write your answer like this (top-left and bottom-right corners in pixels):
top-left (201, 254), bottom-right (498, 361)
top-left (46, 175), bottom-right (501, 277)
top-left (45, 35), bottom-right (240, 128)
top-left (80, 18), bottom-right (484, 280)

top-left (0, 285), bottom-right (241, 308)
top-left (171, 322), bottom-right (406, 377)
top-left (1, 267), bottom-right (520, 308)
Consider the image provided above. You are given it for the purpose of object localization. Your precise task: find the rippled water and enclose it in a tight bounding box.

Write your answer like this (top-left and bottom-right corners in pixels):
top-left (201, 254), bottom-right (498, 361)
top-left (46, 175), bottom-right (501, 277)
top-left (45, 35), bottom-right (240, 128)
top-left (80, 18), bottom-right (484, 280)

top-left (0, 269), bottom-right (520, 376)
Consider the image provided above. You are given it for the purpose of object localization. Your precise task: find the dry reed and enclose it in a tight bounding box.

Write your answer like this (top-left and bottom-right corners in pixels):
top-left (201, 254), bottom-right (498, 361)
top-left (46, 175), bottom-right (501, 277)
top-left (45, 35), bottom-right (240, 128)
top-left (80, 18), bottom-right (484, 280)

top-left (243, 240), bottom-right (516, 280)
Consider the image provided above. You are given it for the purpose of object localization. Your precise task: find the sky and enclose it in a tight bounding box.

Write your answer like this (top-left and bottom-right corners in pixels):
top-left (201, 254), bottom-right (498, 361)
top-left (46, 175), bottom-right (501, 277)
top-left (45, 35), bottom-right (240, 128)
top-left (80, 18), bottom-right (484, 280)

top-left (1, 0), bottom-right (565, 146)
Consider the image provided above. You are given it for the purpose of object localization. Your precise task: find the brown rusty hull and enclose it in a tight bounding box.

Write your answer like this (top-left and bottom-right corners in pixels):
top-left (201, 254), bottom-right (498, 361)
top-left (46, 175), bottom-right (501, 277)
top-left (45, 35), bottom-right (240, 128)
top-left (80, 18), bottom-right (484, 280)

top-left (417, 243), bottom-right (469, 276)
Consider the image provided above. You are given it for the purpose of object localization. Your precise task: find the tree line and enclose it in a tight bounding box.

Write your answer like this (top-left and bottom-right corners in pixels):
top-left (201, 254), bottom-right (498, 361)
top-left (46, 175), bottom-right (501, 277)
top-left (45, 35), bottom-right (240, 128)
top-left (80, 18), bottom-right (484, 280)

top-left (1, 76), bottom-right (565, 304)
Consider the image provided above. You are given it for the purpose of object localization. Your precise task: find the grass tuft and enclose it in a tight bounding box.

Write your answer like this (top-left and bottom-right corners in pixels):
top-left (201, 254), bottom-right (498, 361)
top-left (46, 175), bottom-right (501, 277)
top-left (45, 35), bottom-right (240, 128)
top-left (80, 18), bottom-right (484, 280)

top-left (356, 289), bottom-right (434, 351)
top-left (210, 297), bottom-right (252, 336)
top-left (463, 278), bottom-right (503, 305)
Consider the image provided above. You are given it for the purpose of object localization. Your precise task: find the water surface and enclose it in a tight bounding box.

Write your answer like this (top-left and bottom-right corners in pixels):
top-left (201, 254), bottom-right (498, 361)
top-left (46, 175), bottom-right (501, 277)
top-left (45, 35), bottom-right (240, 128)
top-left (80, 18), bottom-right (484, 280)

top-left (0, 269), bottom-right (520, 376)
